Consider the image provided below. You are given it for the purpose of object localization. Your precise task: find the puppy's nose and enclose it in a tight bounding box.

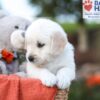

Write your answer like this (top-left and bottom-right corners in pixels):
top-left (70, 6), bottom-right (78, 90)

top-left (28, 56), bottom-right (34, 62)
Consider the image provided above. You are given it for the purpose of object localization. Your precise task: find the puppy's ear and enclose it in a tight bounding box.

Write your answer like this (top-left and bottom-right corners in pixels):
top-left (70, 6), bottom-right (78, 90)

top-left (50, 32), bottom-right (67, 55)
top-left (11, 30), bottom-right (25, 50)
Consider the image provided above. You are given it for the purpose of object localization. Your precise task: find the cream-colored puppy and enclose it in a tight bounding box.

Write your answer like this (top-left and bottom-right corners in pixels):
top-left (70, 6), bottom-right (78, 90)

top-left (11, 18), bottom-right (75, 89)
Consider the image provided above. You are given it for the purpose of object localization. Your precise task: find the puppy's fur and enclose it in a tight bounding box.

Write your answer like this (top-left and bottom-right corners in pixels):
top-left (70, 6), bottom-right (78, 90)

top-left (11, 18), bottom-right (75, 89)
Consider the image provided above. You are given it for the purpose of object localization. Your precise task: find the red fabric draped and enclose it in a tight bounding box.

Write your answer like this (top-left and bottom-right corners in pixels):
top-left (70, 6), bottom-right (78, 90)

top-left (0, 75), bottom-right (57, 100)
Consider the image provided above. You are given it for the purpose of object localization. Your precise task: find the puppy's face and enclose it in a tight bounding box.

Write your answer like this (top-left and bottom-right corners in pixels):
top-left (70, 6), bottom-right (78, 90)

top-left (14, 19), bottom-right (67, 67)
top-left (25, 30), bottom-right (52, 66)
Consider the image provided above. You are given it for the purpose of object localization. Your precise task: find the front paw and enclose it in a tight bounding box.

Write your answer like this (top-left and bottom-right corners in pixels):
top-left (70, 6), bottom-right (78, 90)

top-left (57, 77), bottom-right (71, 89)
top-left (40, 74), bottom-right (57, 87)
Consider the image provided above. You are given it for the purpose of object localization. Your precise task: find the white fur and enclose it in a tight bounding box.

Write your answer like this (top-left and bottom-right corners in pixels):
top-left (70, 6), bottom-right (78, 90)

top-left (11, 30), bottom-right (25, 49)
top-left (11, 18), bottom-right (76, 89)
top-left (0, 14), bottom-right (30, 51)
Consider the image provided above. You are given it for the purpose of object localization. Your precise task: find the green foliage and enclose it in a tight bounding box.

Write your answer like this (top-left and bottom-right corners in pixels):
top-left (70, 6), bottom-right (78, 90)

top-left (69, 80), bottom-right (100, 100)
top-left (59, 23), bottom-right (100, 34)
top-left (30, 0), bottom-right (81, 21)
top-left (85, 24), bottom-right (100, 30)
top-left (60, 23), bottom-right (80, 33)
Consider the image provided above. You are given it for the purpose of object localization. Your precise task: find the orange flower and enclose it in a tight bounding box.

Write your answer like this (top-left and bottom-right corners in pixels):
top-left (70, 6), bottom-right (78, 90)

top-left (1, 49), bottom-right (14, 63)
top-left (86, 75), bottom-right (100, 87)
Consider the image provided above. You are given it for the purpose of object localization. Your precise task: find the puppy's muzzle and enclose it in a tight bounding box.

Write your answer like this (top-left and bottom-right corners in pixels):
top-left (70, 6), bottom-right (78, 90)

top-left (28, 56), bottom-right (34, 62)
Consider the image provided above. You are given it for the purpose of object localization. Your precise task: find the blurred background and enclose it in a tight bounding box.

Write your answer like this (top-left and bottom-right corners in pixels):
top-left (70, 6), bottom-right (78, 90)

top-left (0, 0), bottom-right (100, 99)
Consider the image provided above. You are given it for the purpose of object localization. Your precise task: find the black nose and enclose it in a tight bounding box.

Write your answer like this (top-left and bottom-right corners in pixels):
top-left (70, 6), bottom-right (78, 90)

top-left (28, 56), bottom-right (34, 62)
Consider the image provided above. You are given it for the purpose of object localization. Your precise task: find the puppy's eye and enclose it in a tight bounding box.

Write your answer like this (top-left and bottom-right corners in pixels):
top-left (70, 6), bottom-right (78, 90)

top-left (14, 25), bottom-right (19, 29)
top-left (37, 42), bottom-right (45, 48)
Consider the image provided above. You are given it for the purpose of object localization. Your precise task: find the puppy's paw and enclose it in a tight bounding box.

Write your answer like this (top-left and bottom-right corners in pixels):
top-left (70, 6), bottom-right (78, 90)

top-left (40, 73), bottom-right (57, 87)
top-left (57, 77), bottom-right (71, 89)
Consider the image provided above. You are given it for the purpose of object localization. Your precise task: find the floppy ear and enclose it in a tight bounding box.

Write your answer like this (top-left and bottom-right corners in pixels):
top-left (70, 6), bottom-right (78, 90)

top-left (11, 30), bottom-right (25, 50)
top-left (50, 32), bottom-right (67, 56)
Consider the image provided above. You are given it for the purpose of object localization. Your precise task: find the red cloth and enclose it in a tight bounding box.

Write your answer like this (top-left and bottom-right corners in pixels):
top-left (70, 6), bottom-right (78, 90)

top-left (0, 75), bottom-right (57, 100)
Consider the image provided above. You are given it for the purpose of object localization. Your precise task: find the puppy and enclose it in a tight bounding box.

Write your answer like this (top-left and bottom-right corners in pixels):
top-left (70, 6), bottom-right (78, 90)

top-left (11, 18), bottom-right (75, 89)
